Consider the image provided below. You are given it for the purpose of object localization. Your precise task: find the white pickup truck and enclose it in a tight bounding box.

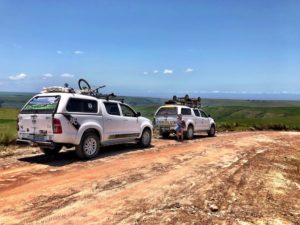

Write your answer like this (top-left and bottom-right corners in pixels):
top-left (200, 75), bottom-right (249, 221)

top-left (154, 104), bottom-right (216, 139)
top-left (17, 92), bottom-right (153, 159)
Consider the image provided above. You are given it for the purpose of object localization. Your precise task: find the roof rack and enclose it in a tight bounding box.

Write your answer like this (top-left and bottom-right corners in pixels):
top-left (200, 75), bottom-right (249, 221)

top-left (165, 95), bottom-right (201, 108)
top-left (41, 85), bottom-right (76, 94)
top-left (41, 79), bottom-right (124, 102)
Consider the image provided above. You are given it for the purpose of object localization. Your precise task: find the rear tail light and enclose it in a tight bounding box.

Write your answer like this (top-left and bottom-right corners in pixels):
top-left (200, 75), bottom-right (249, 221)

top-left (53, 118), bottom-right (62, 134)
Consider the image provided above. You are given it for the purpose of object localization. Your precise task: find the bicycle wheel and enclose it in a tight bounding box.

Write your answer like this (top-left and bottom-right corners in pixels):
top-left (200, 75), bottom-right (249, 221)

top-left (78, 79), bottom-right (91, 90)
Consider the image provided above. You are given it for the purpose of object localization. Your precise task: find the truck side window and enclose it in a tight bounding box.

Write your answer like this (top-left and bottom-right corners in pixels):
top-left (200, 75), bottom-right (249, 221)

top-left (67, 98), bottom-right (98, 113)
top-left (200, 110), bottom-right (208, 118)
top-left (104, 102), bottom-right (120, 116)
top-left (181, 108), bottom-right (191, 115)
top-left (120, 104), bottom-right (136, 117)
top-left (193, 109), bottom-right (200, 117)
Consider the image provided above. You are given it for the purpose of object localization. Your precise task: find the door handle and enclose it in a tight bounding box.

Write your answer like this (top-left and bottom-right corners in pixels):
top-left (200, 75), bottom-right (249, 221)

top-left (106, 118), bottom-right (112, 121)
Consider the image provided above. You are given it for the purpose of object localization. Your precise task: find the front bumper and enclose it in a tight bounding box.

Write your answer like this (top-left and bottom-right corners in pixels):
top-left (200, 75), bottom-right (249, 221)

top-left (16, 139), bottom-right (56, 149)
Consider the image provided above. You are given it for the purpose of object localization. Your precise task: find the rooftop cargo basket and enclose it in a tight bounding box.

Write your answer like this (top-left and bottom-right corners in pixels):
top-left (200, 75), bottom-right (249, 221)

top-left (165, 95), bottom-right (201, 108)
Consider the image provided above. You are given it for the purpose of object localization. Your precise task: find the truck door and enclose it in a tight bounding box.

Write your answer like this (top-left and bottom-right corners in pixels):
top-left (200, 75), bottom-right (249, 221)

top-left (103, 102), bottom-right (125, 140)
top-left (192, 109), bottom-right (202, 131)
top-left (120, 103), bottom-right (140, 137)
top-left (200, 110), bottom-right (211, 130)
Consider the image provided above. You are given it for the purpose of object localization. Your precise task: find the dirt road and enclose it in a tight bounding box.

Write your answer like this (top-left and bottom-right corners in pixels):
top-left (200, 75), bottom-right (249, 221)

top-left (0, 131), bottom-right (299, 225)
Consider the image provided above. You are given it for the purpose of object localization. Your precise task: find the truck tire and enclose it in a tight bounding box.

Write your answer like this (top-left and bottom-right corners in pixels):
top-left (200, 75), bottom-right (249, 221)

top-left (40, 145), bottom-right (62, 155)
top-left (139, 128), bottom-right (152, 148)
top-left (185, 125), bottom-right (194, 140)
top-left (76, 132), bottom-right (100, 159)
top-left (208, 125), bottom-right (216, 137)
top-left (161, 132), bottom-right (170, 139)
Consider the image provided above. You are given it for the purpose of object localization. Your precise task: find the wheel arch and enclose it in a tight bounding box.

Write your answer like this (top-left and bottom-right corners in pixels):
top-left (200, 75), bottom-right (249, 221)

top-left (139, 124), bottom-right (153, 138)
top-left (209, 122), bottom-right (216, 130)
top-left (186, 120), bottom-right (195, 130)
top-left (75, 124), bottom-right (103, 145)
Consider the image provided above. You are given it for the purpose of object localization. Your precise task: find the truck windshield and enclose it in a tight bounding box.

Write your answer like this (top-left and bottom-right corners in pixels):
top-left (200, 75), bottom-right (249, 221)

top-left (21, 96), bottom-right (60, 114)
top-left (156, 107), bottom-right (177, 116)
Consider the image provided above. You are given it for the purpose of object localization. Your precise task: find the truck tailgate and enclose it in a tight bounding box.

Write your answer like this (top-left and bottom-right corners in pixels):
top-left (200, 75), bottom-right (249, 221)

top-left (18, 114), bottom-right (54, 141)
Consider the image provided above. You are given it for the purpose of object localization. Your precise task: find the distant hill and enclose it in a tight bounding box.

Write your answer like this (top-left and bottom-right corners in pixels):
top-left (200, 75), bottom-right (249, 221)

top-left (202, 98), bottom-right (300, 108)
top-left (0, 92), bottom-right (166, 109)
top-left (0, 92), bottom-right (36, 108)
top-left (1, 91), bottom-right (300, 109)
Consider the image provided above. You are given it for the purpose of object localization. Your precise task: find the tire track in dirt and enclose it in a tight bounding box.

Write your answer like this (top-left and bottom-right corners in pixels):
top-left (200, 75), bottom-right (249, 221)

top-left (26, 133), bottom-right (275, 224)
top-left (0, 131), bottom-right (299, 225)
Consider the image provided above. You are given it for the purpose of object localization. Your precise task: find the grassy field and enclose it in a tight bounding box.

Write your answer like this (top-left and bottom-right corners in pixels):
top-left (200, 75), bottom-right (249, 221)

top-left (0, 108), bottom-right (19, 145)
top-left (1, 92), bottom-right (300, 145)
top-left (205, 106), bottom-right (300, 131)
top-left (0, 92), bottom-right (35, 108)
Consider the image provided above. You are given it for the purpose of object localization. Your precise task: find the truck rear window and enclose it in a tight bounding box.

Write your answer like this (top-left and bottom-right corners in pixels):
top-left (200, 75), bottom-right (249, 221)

top-left (21, 96), bottom-right (60, 114)
top-left (156, 107), bottom-right (177, 116)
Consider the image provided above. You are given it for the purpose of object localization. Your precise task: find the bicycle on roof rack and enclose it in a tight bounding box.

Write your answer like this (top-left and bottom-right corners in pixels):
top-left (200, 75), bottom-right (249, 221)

top-left (78, 78), bottom-right (124, 102)
top-left (164, 95), bottom-right (202, 108)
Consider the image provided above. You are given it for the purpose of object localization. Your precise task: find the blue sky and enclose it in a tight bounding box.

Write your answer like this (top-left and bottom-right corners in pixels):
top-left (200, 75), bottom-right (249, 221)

top-left (0, 0), bottom-right (299, 99)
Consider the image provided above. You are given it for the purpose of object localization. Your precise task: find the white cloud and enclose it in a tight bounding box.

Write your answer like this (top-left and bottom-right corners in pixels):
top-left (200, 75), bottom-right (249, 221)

top-left (61, 73), bottom-right (74, 78)
top-left (56, 50), bottom-right (63, 54)
top-left (43, 73), bottom-right (53, 78)
top-left (9, 73), bottom-right (27, 80)
top-left (163, 69), bottom-right (173, 74)
top-left (74, 50), bottom-right (84, 55)
top-left (153, 70), bottom-right (159, 74)
top-left (185, 68), bottom-right (194, 73)
top-left (143, 72), bottom-right (148, 75)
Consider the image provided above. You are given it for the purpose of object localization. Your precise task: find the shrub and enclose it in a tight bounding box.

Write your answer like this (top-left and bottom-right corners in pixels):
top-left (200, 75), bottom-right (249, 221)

top-left (0, 132), bottom-right (16, 145)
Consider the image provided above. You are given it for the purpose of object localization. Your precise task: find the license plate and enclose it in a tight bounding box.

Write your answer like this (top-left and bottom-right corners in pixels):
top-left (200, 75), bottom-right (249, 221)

top-left (33, 134), bottom-right (46, 141)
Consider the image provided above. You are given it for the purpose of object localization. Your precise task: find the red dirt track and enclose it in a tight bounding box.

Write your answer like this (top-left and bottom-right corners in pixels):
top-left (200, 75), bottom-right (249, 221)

top-left (0, 131), bottom-right (299, 224)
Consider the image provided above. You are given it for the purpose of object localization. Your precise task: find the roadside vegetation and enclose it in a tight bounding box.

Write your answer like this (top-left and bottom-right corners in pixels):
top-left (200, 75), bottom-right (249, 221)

top-left (0, 92), bottom-right (300, 146)
top-left (0, 108), bottom-right (19, 145)
top-left (205, 106), bottom-right (300, 131)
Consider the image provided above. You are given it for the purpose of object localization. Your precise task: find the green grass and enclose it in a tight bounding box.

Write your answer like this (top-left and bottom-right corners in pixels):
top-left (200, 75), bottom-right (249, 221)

top-left (0, 108), bottom-right (19, 145)
top-left (135, 105), bottom-right (160, 120)
top-left (205, 106), bottom-right (300, 131)
top-left (1, 92), bottom-right (300, 146)
top-left (0, 92), bottom-right (34, 108)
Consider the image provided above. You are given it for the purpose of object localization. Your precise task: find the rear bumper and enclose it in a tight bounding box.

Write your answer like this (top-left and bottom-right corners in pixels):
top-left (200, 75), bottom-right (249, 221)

top-left (16, 139), bottom-right (56, 149)
top-left (158, 126), bottom-right (176, 134)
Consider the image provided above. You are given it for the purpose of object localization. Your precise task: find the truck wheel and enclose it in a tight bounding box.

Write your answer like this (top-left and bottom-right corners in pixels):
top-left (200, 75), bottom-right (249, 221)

top-left (76, 132), bottom-right (100, 159)
top-left (139, 128), bottom-right (152, 148)
top-left (208, 125), bottom-right (216, 137)
top-left (185, 125), bottom-right (194, 140)
top-left (162, 132), bottom-right (170, 139)
top-left (40, 145), bottom-right (62, 155)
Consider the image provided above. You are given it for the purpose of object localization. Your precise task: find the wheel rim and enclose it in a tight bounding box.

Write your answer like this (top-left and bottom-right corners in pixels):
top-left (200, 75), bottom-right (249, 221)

top-left (142, 131), bottom-right (151, 145)
top-left (83, 137), bottom-right (97, 156)
top-left (188, 127), bottom-right (193, 138)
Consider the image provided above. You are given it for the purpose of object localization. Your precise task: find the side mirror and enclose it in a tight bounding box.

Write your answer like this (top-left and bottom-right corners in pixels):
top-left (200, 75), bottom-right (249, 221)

top-left (208, 114), bottom-right (211, 117)
top-left (136, 112), bottom-right (141, 117)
